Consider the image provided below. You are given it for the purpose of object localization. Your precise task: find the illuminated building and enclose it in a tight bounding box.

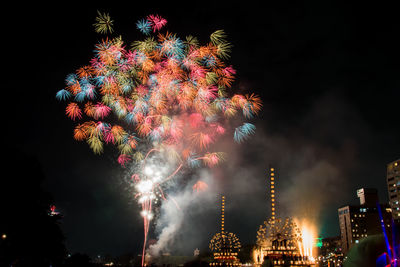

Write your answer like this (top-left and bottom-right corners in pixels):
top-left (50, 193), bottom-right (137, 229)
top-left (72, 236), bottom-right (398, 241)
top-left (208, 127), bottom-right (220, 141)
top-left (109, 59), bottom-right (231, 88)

top-left (338, 188), bottom-right (393, 254)
top-left (209, 196), bottom-right (241, 266)
top-left (387, 159), bottom-right (400, 222)
top-left (254, 167), bottom-right (315, 267)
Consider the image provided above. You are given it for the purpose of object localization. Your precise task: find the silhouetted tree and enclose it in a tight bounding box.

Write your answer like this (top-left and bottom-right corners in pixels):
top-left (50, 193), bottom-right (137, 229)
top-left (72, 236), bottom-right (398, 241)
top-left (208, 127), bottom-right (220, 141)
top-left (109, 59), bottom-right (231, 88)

top-left (0, 146), bottom-right (67, 266)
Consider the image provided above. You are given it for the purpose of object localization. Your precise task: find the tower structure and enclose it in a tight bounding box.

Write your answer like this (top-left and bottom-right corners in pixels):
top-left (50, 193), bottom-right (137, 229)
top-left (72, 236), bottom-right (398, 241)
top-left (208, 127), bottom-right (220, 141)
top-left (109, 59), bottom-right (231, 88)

top-left (209, 196), bottom-right (241, 266)
top-left (270, 167), bottom-right (276, 224)
top-left (254, 167), bottom-right (315, 267)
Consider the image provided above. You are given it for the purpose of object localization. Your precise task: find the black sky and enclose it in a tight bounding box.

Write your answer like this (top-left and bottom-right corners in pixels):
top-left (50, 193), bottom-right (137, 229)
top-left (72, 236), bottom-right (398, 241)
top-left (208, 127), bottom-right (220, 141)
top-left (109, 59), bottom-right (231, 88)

top-left (3, 2), bottom-right (399, 258)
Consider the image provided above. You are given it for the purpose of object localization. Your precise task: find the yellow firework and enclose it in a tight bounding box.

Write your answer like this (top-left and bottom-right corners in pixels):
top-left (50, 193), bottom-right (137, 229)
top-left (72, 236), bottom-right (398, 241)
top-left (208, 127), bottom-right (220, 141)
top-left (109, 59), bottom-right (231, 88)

top-left (93, 11), bottom-right (114, 34)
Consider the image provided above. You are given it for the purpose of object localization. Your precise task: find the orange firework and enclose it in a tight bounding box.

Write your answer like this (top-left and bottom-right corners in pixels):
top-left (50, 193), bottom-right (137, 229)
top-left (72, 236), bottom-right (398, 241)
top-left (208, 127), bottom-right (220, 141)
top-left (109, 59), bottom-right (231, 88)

top-left (192, 180), bottom-right (209, 193)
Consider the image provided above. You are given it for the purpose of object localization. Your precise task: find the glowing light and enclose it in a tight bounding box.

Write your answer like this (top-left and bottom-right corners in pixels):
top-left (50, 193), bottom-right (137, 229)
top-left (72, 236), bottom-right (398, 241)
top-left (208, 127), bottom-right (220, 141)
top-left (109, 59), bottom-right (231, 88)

top-left (136, 180), bottom-right (154, 194)
top-left (297, 220), bottom-right (317, 261)
top-left (143, 166), bottom-right (153, 176)
top-left (316, 237), bottom-right (323, 248)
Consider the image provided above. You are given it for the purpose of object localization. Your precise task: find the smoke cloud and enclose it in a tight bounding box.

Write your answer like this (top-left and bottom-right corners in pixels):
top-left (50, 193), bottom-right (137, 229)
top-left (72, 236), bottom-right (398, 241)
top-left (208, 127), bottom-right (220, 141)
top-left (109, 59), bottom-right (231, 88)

top-left (142, 90), bottom-right (364, 258)
top-left (147, 169), bottom-right (220, 260)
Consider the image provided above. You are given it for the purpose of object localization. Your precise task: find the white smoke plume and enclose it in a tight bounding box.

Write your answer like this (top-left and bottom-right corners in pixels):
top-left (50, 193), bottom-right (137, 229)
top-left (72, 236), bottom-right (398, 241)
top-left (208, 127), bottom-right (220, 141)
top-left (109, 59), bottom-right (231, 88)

top-left (146, 169), bottom-right (219, 260)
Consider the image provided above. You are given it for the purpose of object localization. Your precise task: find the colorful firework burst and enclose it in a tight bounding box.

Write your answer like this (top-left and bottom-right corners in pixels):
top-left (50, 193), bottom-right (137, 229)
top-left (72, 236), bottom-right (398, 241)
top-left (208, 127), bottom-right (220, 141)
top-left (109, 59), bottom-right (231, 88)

top-left (57, 13), bottom-right (261, 266)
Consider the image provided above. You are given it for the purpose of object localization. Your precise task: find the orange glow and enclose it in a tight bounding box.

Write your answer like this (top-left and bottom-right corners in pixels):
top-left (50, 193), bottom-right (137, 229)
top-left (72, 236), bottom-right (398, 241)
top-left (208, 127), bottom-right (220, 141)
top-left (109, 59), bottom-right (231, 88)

top-left (253, 248), bottom-right (264, 264)
top-left (295, 219), bottom-right (317, 262)
top-left (192, 180), bottom-right (209, 192)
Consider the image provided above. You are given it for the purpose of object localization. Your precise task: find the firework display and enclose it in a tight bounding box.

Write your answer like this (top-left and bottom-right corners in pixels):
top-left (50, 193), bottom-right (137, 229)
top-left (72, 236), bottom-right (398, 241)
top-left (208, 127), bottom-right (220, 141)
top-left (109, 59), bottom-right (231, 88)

top-left (57, 12), bottom-right (261, 265)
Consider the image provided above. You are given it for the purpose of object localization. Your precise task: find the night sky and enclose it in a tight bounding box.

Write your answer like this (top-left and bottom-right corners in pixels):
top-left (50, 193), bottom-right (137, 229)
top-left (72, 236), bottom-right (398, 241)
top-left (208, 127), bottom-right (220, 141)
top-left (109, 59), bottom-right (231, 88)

top-left (4, 2), bottom-right (399, 259)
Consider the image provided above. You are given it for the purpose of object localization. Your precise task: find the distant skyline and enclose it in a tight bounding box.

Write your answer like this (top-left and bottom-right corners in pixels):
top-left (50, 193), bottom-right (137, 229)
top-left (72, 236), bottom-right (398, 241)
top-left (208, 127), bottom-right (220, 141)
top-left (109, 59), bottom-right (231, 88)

top-left (4, 2), bottom-right (399, 257)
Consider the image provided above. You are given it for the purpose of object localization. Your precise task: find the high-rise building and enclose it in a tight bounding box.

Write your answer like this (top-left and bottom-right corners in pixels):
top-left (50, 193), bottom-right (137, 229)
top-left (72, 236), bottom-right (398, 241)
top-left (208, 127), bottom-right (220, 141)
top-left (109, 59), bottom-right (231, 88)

top-left (338, 188), bottom-right (393, 254)
top-left (387, 159), bottom-right (400, 222)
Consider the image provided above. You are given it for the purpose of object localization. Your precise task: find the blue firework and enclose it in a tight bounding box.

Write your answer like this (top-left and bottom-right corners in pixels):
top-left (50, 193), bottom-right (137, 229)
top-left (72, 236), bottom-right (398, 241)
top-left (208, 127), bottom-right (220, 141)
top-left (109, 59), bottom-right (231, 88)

top-left (56, 89), bottom-right (72, 101)
top-left (158, 36), bottom-right (185, 60)
top-left (187, 153), bottom-right (201, 168)
top-left (136, 19), bottom-right (151, 35)
top-left (234, 123), bottom-right (256, 143)
top-left (74, 91), bottom-right (87, 102)
top-left (65, 73), bottom-right (78, 85)
top-left (202, 55), bottom-right (217, 67)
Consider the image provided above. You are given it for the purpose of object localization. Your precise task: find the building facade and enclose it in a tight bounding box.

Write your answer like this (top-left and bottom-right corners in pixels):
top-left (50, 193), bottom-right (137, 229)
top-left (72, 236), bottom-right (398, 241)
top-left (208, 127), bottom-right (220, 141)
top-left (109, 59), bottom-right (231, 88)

top-left (338, 188), bottom-right (393, 254)
top-left (387, 159), bottom-right (400, 222)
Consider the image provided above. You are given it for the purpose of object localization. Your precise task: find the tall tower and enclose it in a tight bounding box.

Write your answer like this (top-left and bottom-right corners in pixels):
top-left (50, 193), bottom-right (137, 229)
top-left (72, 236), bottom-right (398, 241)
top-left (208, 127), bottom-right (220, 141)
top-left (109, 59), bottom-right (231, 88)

top-left (270, 167), bottom-right (276, 224)
top-left (255, 167), bottom-right (314, 267)
top-left (209, 196), bottom-right (241, 266)
top-left (221, 195), bottom-right (225, 232)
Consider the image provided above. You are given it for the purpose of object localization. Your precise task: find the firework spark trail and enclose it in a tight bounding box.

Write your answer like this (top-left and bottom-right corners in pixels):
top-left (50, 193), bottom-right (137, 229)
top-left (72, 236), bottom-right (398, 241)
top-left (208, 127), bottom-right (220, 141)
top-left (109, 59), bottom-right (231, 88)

top-left (57, 12), bottom-right (262, 266)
